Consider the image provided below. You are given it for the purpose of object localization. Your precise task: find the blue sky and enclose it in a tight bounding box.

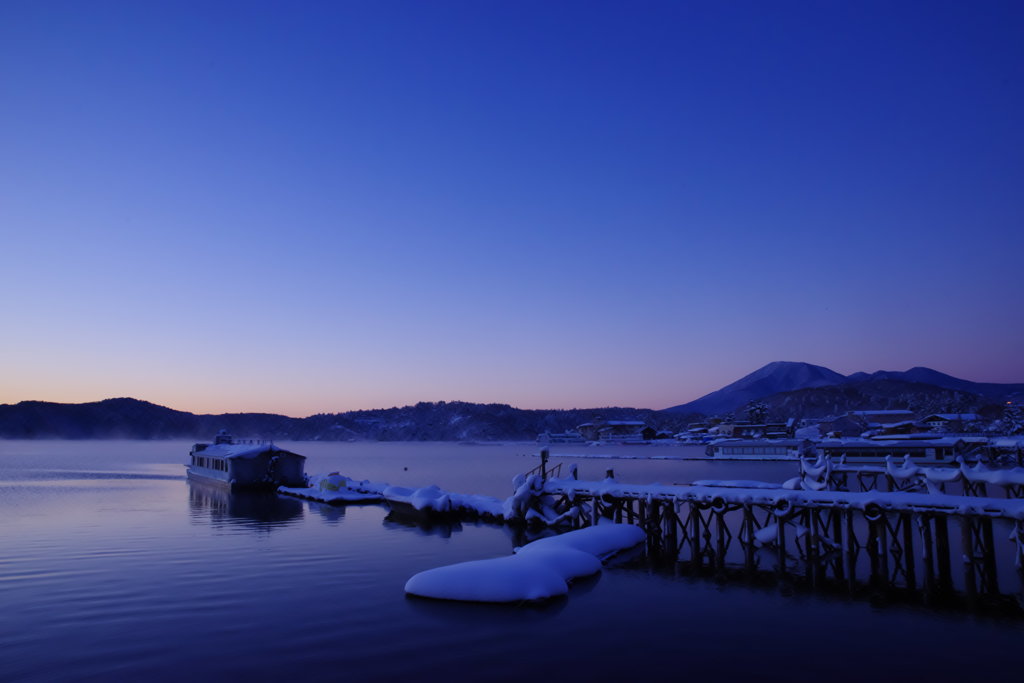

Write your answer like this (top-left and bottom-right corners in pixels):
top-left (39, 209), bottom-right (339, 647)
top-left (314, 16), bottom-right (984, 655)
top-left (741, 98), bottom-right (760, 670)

top-left (1, 1), bottom-right (1022, 415)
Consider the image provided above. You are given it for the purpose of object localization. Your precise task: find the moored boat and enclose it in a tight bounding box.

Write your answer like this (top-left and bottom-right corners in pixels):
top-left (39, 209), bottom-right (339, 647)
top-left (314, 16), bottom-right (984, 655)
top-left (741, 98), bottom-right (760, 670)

top-left (187, 430), bottom-right (306, 491)
top-left (705, 438), bottom-right (812, 460)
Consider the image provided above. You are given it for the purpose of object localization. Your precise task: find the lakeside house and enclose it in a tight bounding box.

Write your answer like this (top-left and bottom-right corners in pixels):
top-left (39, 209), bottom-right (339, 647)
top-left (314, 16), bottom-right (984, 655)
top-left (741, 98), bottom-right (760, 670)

top-left (818, 410), bottom-right (917, 438)
top-left (921, 413), bottom-right (981, 431)
top-left (576, 420), bottom-right (653, 443)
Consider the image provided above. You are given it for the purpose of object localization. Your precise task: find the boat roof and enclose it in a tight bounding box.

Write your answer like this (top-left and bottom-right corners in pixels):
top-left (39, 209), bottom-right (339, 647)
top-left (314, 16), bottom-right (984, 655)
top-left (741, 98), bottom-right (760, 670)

top-left (819, 438), bottom-right (962, 448)
top-left (198, 443), bottom-right (305, 460)
top-left (711, 439), bottom-right (807, 447)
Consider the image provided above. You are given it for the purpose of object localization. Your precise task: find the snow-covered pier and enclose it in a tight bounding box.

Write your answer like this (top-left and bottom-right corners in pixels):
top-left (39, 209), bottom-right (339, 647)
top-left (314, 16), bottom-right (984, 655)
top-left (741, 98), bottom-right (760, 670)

top-left (280, 457), bottom-right (1024, 612)
top-left (542, 465), bottom-right (1024, 612)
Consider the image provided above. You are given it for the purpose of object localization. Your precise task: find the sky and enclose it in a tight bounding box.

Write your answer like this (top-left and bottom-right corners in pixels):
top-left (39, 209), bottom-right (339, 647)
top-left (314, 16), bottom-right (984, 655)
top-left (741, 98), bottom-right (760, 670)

top-left (1, 1), bottom-right (1022, 416)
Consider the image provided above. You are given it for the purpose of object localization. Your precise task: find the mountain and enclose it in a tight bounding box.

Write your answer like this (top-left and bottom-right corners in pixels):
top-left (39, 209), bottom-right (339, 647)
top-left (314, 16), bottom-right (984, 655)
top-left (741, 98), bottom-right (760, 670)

top-left (664, 362), bottom-right (1024, 418)
top-left (663, 361), bottom-right (847, 415)
top-left (0, 399), bottom-right (680, 441)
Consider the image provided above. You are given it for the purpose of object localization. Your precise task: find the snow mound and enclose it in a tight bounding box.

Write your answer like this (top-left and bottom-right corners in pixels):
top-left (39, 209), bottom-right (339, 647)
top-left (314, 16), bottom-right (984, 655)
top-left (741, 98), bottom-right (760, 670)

top-left (517, 523), bottom-right (646, 561)
top-left (384, 485), bottom-right (452, 513)
top-left (405, 555), bottom-right (569, 603)
top-left (405, 524), bottom-right (642, 603)
top-left (511, 546), bottom-right (602, 583)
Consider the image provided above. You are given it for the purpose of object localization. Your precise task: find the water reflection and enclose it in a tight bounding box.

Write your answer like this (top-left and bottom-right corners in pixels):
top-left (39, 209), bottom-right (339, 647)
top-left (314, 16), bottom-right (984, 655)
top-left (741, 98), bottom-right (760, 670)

top-left (306, 500), bottom-right (347, 524)
top-left (405, 591), bottom-right (569, 621)
top-left (187, 481), bottom-right (304, 531)
top-left (4, 469), bottom-right (184, 482)
top-left (383, 509), bottom-right (464, 538)
top-left (629, 541), bottom-right (1024, 619)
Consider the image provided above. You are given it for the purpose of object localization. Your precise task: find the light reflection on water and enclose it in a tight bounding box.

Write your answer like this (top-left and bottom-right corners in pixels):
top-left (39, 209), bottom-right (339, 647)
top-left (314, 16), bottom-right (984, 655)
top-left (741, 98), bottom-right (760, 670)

top-left (0, 440), bottom-right (1022, 682)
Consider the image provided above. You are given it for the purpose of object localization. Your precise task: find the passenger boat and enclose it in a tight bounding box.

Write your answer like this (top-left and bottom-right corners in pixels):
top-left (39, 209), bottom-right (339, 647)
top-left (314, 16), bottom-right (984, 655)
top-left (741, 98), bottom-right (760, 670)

top-left (705, 438), bottom-right (812, 460)
top-left (814, 437), bottom-right (972, 465)
top-left (186, 430), bottom-right (306, 491)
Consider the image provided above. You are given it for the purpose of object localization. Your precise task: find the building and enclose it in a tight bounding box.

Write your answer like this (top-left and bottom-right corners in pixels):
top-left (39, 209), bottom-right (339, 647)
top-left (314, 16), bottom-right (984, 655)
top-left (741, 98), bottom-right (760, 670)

top-left (921, 413), bottom-right (981, 431)
top-left (576, 420), bottom-right (648, 442)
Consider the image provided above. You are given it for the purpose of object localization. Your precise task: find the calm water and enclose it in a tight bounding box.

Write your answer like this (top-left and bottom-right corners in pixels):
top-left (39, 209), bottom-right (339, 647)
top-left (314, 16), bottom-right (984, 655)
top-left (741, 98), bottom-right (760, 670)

top-left (2, 440), bottom-right (1022, 682)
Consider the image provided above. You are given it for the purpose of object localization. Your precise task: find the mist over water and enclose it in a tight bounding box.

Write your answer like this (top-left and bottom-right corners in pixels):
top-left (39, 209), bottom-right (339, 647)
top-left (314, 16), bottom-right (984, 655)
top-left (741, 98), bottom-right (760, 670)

top-left (1, 441), bottom-right (1021, 682)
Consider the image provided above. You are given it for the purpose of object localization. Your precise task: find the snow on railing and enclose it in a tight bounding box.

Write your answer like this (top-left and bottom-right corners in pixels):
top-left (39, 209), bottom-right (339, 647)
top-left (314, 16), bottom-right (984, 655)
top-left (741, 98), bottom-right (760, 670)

top-left (796, 454), bottom-right (1024, 498)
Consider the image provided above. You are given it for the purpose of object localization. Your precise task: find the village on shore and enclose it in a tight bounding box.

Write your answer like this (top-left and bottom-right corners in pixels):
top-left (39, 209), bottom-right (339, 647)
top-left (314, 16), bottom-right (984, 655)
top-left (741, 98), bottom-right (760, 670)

top-left (539, 405), bottom-right (1024, 466)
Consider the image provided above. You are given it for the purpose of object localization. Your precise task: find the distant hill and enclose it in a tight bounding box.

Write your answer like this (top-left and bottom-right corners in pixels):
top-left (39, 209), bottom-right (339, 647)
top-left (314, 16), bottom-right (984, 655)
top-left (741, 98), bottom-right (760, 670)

top-left (5, 361), bottom-right (1021, 440)
top-left (0, 398), bottom-right (682, 442)
top-left (756, 379), bottom-right (1005, 421)
top-left (663, 361), bottom-right (846, 415)
top-left (845, 367), bottom-right (1024, 403)
top-left (664, 362), bottom-right (1024, 419)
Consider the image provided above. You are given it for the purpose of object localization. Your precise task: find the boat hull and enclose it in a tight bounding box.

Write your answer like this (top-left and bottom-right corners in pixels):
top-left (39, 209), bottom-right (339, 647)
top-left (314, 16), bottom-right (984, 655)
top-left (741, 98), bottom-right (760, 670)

top-left (186, 468), bottom-right (282, 492)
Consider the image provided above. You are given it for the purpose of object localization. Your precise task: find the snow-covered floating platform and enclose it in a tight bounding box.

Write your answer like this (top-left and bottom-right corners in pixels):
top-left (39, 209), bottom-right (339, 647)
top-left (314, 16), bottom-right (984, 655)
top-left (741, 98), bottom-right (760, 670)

top-left (404, 523), bottom-right (645, 603)
top-left (279, 471), bottom-right (554, 523)
top-left (278, 473), bottom-right (383, 505)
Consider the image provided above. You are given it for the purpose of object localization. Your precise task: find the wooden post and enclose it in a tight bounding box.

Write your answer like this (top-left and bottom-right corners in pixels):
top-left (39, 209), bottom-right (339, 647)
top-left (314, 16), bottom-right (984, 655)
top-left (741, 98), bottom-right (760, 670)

top-left (961, 517), bottom-right (978, 606)
top-left (690, 503), bottom-right (702, 567)
top-left (831, 509), bottom-right (845, 582)
top-left (934, 515), bottom-right (952, 592)
top-left (805, 509), bottom-right (819, 589)
top-left (921, 514), bottom-right (936, 598)
top-left (901, 512), bottom-right (916, 591)
top-left (877, 515), bottom-right (889, 588)
top-left (776, 512), bottom-right (787, 577)
top-left (743, 503), bottom-right (755, 573)
top-left (670, 501), bottom-right (683, 561)
top-left (540, 449), bottom-right (549, 482)
top-left (715, 510), bottom-right (727, 572)
top-left (980, 518), bottom-right (998, 595)
top-left (844, 508), bottom-right (857, 593)
top-left (867, 516), bottom-right (881, 588)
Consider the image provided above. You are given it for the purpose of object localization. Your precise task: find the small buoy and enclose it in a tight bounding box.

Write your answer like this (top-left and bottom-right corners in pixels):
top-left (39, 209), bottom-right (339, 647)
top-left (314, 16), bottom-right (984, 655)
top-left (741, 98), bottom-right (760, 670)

top-left (403, 466), bottom-right (408, 471)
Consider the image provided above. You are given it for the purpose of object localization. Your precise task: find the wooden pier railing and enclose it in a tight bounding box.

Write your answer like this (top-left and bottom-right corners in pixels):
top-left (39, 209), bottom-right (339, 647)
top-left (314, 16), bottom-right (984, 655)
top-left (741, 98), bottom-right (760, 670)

top-left (541, 477), bottom-right (1024, 614)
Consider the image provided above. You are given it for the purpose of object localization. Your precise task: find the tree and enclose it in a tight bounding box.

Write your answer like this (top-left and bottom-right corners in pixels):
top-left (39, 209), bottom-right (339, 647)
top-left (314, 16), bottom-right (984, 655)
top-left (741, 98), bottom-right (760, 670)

top-left (1003, 404), bottom-right (1024, 435)
top-left (746, 401), bottom-right (768, 424)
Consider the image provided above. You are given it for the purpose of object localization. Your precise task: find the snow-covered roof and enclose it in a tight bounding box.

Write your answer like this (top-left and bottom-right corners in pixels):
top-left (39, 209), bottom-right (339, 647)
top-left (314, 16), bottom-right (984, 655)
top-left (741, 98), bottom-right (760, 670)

top-left (710, 439), bottom-right (806, 448)
top-left (849, 410), bottom-right (915, 416)
top-left (819, 437), bottom-right (962, 448)
top-left (196, 443), bottom-right (304, 460)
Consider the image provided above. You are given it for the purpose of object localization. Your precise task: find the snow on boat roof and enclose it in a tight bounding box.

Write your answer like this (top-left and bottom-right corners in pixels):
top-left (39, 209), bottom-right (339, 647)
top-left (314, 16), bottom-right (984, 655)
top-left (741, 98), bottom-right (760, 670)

top-left (197, 443), bottom-right (304, 460)
top-left (849, 410), bottom-right (915, 416)
top-left (819, 437), bottom-right (961, 447)
top-left (709, 439), bottom-right (805, 447)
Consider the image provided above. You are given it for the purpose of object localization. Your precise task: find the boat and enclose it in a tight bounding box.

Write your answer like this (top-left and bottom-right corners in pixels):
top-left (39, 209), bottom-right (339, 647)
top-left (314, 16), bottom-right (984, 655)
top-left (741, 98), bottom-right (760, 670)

top-left (537, 430), bottom-right (586, 444)
top-left (186, 430), bottom-right (306, 491)
top-left (814, 437), bottom-right (977, 465)
top-left (705, 438), bottom-right (813, 460)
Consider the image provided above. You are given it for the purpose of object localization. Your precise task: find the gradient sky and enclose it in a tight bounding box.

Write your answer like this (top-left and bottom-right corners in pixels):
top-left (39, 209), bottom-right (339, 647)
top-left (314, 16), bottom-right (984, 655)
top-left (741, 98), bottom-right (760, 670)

top-left (2, 1), bottom-right (1022, 416)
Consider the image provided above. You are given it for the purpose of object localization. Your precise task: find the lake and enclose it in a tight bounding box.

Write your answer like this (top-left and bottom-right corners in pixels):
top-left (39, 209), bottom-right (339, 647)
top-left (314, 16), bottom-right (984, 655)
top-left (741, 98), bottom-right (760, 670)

top-left (2, 440), bottom-right (1022, 682)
